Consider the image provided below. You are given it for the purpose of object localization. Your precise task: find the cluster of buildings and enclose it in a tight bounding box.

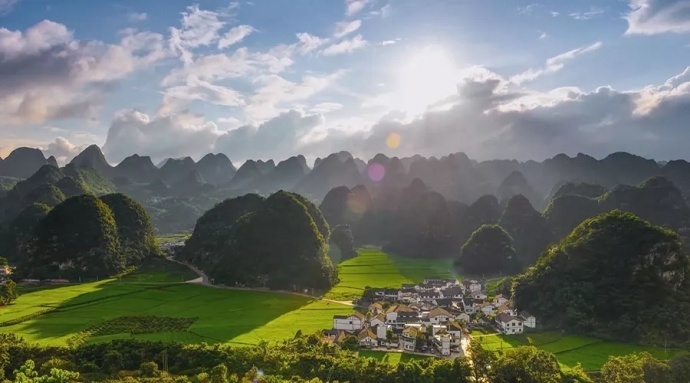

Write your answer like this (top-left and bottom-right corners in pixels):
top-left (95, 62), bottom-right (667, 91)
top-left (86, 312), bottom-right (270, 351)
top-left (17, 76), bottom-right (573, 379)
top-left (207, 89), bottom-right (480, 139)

top-left (0, 264), bottom-right (10, 283)
top-left (324, 277), bottom-right (538, 355)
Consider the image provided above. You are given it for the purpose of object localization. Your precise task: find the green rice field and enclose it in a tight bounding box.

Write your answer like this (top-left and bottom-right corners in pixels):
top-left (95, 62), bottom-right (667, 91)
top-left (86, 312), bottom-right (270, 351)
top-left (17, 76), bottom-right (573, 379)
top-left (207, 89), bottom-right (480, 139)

top-left (358, 350), bottom-right (433, 365)
top-left (1, 260), bottom-right (350, 346)
top-left (324, 247), bottom-right (455, 301)
top-left (471, 330), bottom-right (686, 371)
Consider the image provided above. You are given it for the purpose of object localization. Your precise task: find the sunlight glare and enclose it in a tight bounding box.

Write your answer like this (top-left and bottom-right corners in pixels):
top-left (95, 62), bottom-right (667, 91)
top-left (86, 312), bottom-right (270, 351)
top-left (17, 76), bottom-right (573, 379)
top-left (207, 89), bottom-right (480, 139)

top-left (396, 46), bottom-right (458, 115)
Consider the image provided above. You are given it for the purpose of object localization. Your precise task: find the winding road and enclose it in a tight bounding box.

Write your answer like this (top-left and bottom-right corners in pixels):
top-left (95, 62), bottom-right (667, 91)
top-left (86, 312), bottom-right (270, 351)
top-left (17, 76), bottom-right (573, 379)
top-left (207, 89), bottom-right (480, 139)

top-left (166, 257), bottom-right (353, 306)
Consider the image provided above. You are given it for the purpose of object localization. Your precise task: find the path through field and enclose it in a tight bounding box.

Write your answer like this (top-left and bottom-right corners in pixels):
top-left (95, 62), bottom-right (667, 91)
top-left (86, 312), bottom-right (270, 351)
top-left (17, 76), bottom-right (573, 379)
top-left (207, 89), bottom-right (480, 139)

top-left (167, 257), bottom-right (354, 306)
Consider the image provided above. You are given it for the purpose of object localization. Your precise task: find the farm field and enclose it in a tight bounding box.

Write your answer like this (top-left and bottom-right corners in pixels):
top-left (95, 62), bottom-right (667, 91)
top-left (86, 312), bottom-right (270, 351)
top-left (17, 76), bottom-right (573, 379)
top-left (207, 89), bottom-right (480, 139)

top-left (471, 330), bottom-right (685, 371)
top-left (358, 350), bottom-right (433, 365)
top-left (324, 247), bottom-right (455, 300)
top-left (1, 260), bottom-right (350, 347)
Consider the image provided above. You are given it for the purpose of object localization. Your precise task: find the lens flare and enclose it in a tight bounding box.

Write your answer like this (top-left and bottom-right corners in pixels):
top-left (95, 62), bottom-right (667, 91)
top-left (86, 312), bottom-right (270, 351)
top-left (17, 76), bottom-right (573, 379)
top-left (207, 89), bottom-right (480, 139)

top-left (367, 162), bottom-right (386, 182)
top-left (386, 132), bottom-right (401, 149)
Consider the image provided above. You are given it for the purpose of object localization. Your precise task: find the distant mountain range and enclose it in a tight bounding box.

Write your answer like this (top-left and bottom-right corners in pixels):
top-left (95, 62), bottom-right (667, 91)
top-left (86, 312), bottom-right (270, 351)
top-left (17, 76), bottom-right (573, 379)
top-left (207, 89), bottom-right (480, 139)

top-left (2, 145), bottom-right (690, 208)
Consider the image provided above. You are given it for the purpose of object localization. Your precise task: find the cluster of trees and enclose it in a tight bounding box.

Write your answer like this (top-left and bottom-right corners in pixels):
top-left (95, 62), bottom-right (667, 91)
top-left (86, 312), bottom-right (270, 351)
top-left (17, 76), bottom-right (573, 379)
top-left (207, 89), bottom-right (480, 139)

top-left (181, 191), bottom-right (338, 291)
top-left (4, 193), bottom-right (160, 279)
top-left (513, 210), bottom-right (690, 347)
top-left (1, 333), bottom-right (688, 382)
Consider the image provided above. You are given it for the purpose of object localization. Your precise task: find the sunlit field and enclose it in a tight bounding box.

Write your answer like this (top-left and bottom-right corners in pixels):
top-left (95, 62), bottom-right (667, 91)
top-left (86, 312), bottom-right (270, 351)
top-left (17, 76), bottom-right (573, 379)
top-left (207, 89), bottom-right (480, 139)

top-left (471, 330), bottom-right (685, 372)
top-left (1, 261), bottom-right (350, 347)
top-left (324, 247), bottom-right (455, 301)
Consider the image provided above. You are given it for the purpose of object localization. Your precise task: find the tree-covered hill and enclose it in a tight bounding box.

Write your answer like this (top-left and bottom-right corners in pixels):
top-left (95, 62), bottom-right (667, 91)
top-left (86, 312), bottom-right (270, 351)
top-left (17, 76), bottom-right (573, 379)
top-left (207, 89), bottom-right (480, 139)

top-left (100, 193), bottom-right (160, 263)
top-left (513, 210), bottom-right (690, 346)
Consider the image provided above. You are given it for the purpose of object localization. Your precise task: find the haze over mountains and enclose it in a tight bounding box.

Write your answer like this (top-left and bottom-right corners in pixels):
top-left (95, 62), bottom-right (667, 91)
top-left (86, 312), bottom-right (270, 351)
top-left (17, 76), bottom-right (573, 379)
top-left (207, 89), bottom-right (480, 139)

top-left (2, 145), bottom-right (690, 205)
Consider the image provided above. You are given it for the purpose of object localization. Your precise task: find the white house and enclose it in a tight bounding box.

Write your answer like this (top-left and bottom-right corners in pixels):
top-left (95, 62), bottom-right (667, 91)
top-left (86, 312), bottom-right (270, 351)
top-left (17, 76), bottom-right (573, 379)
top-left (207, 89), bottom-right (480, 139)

top-left (368, 302), bottom-right (384, 315)
top-left (496, 313), bottom-right (524, 335)
top-left (462, 279), bottom-right (482, 293)
top-left (472, 292), bottom-right (488, 300)
top-left (333, 313), bottom-right (365, 331)
top-left (520, 311), bottom-right (536, 328)
top-left (455, 312), bottom-right (470, 323)
top-left (375, 324), bottom-right (392, 341)
top-left (428, 307), bottom-right (452, 324)
top-left (358, 328), bottom-right (378, 348)
top-left (419, 291), bottom-right (440, 302)
top-left (493, 294), bottom-right (509, 306)
top-left (370, 313), bottom-right (386, 328)
top-left (433, 332), bottom-right (452, 356)
top-left (479, 303), bottom-right (496, 316)
top-left (461, 298), bottom-right (476, 314)
top-left (401, 325), bottom-right (420, 352)
top-left (446, 320), bottom-right (463, 346)
top-left (384, 289), bottom-right (399, 300)
top-left (440, 286), bottom-right (463, 299)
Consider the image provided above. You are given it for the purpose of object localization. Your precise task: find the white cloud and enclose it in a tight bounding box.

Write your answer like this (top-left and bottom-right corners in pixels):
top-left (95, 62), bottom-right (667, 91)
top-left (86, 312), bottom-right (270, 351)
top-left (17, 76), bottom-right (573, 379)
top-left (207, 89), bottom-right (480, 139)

top-left (296, 32), bottom-right (329, 54)
top-left (626, 0), bottom-right (690, 35)
top-left (43, 137), bottom-right (84, 165)
top-left (538, 32), bottom-right (547, 40)
top-left (246, 71), bottom-right (344, 122)
top-left (518, 3), bottom-right (539, 15)
top-left (511, 41), bottom-right (603, 84)
top-left (103, 110), bottom-right (220, 163)
top-left (0, 0), bottom-right (18, 15)
top-left (215, 110), bottom-right (324, 161)
top-left (169, 4), bottom-right (225, 64)
top-left (551, 11), bottom-right (560, 17)
top-left (161, 47), bottom-right (255, 86)
top-left (218, 24), bottom-right (256, 49)
top-left (0, 21), bottom-right (167, 127)
top-left (369, 4), bottom-right (391, 18)
top-left (380, 39), bottom-right (397, 46)
top-left (570, 7), bottom-right (605, 20)
top-left (333, 19), bottom-right (362, 38)
top-left (310, 102), bottom-right (343, 114)
top-left (322, 34), bottom-right (367, 56)
top-left (345, 0), bottom-right (369, 17)
top-left (128, 12), bottom-right (148, 22)
top-left (159, 76), bottom-right (245, 115)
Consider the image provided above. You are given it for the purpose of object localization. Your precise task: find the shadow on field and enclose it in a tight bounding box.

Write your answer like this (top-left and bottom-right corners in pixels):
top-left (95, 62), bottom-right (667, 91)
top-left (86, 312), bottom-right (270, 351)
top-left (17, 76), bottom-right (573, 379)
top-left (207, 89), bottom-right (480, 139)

top-left (9, 263), bottom-right (314, 346)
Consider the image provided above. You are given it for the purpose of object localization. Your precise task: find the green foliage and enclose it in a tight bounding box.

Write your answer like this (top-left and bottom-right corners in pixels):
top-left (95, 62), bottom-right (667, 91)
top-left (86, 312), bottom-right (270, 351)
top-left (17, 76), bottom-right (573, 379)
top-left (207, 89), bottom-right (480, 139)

top-left (552, 182), bottom-right (607, 200)
top-left (100, 193), bottom-right (159, 264)
top-left (457, 224), bottom-right (519, 275)
top-left (328, 225), bottom-right (357, 264)
top-left (181, 194), bottom-right (264, 266)
top-left (288, 192), bottom-right (330, 241)
top-left (0, 280), bottom-right (18, 305)
top-left (23, 185), bottom-right (65, 208)
top-left (211, 191), bottom-right (337, 290)
top-left (457, 194), bottom-right (502, 245)
top-left (513, 210), bottom-right (690, 346)
top-left (3, 203), bottom-right (51, 263)
top-left (12, 359), bottom-right (79, 383)
top-left (543, 194), bottom-right (601, 239)
top-left (62, 164), bottom-right (116, 196)
top-left (54, 177), bottom-right (88, 198)
top-left (499, 194), bottom-right (554, 268)
top-left (491, 346), bottom-right (562, 383)
top-left (29, 194), bottom-right (123, 278)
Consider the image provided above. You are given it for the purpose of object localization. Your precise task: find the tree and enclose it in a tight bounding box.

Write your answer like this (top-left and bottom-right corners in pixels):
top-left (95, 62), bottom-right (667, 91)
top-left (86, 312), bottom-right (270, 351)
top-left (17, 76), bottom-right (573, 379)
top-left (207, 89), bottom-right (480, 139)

top-left (100, 193), bottom-right (159, 264)
top-left (102, 350), bottom-right (124, 375)
top-left (601, 354), bottom-right (645, 383)
top-left (139, 361), bottom-right (161, 378)
top-left (210, 191), bottom-right (337, 291)
top-left (328, 224), bottom-right (357, 264)
top-left (210, 364), bottom-right (229, 383)
top-left (513, 210), bottom-right (690, 346)
top-left (0, 280), bottom-right (18, 306)
top-left (2, 203), bottom-right (51, 263)
top-left (499, 194), bottom-right (553, 268)
top-left (13, 359), bottom-right (79, 383)
top-left (457, 225), bottom-right (519, 275)
top-left (543, 194), bottom-right (601, 239)
top-left (28, 194), bottom-right (122, 278)
top-left (491, 346), bottom-right (562, 383)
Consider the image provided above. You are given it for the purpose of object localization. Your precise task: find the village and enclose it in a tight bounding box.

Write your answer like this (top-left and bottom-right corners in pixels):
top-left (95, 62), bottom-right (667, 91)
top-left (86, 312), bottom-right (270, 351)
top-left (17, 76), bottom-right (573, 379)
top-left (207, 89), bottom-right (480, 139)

top-left (323, 277), bottom-right (537, 357)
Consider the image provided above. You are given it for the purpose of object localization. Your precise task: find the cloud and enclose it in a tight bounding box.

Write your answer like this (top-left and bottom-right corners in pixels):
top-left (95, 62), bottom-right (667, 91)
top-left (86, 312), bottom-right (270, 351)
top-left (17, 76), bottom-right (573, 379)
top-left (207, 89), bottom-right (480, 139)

top-left (245, 71), bottom-right (344, 121)
top-left (43, 137), bottom-right (84, 165)
top-left (0, 0), bottom-right (18, 15)
top-left (380, 39), bottom-right (397, 46)
top-left (215, 110), bottom-right (324, 161)
top-left (569, 7), bottom-right (605, 20)
top-left (625, 0), bottom-right (690, 34)
top-left (345, 0), bottom-right (369, 17)
top-left (333, 19), bottom-right (362, 38)
top-left (369, 4), bottom-right (391, 18)
top-left (551, 11), bottom-right (560, 17)
top-left (159, 76), bottom-right (245, 115)
top-left (310, 102), bottom-right (343, 114)
top-left (511, 41), bottom-right (602, 84)
top-left (218, 25), bottom-right (256, 49)
top-left (169, 4), bottom-right (225, 64)
top-left (322, 34), bottom-right (367, 56)
top-left (128, 12), bottom-right (148, 22)
top-left (296, 32), bottom-right (329, 54)
top-left (538, 32), bottom-right (547, 40)
top-left (102, 110), bottom-right (220, 163)
top-left (0, 20), bottom-right (167, 127)
top-left (518, 3), bottom-right (539, 15)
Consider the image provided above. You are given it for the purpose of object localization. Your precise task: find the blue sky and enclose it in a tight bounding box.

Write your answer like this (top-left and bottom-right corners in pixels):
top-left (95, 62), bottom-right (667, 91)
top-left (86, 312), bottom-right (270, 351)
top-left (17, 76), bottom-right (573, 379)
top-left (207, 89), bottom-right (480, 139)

top-left (2, 0), bottom-right (690, 165)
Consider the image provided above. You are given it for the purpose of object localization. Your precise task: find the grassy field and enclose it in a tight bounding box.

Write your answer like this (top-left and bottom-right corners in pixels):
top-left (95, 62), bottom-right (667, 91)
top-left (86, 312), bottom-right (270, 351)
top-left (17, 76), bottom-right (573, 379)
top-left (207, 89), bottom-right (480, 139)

top-left (358, 350), bottom-right (433, 365)
top-left (2, 261), bottom-right (350, 346)
top-left (156, 233), bottom-right (191, 245)
top-left (324, 247), bottom-right (455, 300)
top-left (471, 330), bottom-right (685, 371)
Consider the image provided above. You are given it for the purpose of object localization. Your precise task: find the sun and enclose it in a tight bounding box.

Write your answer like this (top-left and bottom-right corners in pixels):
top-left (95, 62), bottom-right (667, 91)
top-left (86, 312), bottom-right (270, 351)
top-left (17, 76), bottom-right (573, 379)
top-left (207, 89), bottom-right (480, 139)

top-left (395, 46), bottom-right (458, 115)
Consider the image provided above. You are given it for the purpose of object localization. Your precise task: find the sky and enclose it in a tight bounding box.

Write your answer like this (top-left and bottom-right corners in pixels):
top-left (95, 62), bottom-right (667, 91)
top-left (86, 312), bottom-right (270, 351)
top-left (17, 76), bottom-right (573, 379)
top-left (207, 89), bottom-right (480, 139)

top-left (2, 0), bottom-right (690, 165)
